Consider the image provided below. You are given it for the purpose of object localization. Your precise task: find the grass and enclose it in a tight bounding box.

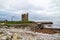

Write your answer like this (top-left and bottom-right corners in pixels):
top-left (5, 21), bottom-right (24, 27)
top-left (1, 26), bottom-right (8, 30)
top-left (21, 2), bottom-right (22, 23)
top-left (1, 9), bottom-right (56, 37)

top-left (0, 21), bottom-right (35, 25)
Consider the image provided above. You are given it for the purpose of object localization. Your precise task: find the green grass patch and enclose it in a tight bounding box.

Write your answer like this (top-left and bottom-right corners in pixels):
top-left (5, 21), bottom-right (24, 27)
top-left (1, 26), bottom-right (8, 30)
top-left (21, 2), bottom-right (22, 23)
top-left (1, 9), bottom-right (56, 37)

top-left (0, 21), bottom-right (35, 24)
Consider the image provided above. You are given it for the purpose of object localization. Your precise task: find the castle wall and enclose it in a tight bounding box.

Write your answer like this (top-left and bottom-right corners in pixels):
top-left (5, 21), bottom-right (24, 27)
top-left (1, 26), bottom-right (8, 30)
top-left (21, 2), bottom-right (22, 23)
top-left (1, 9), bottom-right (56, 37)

top-left (22, 13), bottom-right (28, 21)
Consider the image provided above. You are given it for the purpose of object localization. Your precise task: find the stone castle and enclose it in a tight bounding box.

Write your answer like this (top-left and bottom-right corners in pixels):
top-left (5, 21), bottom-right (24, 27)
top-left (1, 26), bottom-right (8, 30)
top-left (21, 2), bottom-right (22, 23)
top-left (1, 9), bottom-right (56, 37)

top-left (22, 12), bottom-right (28, 21)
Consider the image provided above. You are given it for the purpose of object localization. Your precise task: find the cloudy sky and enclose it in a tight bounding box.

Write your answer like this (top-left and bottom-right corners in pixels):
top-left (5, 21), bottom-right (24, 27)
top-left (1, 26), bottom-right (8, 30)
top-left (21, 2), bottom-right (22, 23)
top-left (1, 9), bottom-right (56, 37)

top-left (0, 0), bottom-right (60, 22)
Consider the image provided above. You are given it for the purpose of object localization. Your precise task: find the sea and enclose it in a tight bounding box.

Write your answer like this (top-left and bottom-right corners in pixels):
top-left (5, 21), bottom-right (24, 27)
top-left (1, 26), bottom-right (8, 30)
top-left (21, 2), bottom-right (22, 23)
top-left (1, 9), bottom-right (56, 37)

top-left (34, 20), bottom-right (60, 28)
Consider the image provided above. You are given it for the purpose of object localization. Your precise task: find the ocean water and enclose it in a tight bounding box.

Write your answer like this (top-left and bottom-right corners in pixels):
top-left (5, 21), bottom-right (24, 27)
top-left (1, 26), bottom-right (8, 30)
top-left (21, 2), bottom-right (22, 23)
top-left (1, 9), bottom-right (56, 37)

top-left (53, 21), bottom-right (60, 28)
top-left (34, 20), bottom-right (60, 28)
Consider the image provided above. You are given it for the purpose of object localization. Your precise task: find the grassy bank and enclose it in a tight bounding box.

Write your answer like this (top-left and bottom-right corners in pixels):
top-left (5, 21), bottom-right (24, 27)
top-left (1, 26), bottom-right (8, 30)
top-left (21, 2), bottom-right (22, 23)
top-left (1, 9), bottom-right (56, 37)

top-left (0, 21), bottom-right (35, 25)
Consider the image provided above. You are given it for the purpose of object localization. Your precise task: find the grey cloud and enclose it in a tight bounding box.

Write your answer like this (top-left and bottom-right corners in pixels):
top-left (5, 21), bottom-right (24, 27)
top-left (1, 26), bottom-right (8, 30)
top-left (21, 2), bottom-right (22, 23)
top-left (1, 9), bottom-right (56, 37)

top-left (0, 0), bottom-right (60, 22)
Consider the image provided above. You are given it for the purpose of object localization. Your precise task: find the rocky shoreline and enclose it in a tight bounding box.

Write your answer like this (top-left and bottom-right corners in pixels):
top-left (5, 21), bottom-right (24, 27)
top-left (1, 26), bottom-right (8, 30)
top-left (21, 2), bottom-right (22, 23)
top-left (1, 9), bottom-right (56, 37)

top-left (0, 23), bottom-right (60, 34)
top-left (0, 28), bottom-right (60, 40)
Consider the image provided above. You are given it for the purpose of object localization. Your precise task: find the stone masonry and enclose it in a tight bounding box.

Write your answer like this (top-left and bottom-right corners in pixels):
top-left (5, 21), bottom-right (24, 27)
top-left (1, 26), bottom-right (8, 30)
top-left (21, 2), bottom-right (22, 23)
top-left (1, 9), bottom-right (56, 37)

top-left (22, 12), bottom-right (28, 21)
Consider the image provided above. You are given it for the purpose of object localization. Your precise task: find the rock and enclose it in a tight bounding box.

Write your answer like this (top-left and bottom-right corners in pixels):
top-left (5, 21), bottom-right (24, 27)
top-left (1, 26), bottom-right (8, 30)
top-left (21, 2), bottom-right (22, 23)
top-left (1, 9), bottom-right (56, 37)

top-left (12, 33), bottom-right (18, 40)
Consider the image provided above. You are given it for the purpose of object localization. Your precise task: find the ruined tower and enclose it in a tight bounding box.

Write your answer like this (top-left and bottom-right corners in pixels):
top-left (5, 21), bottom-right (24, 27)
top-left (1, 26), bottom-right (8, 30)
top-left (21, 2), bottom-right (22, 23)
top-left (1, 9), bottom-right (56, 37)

top-left (22, 12), bottom-right (28, 21)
